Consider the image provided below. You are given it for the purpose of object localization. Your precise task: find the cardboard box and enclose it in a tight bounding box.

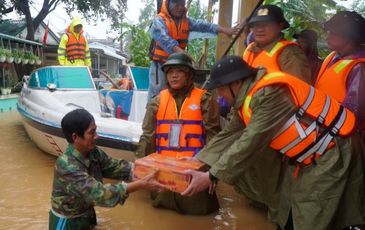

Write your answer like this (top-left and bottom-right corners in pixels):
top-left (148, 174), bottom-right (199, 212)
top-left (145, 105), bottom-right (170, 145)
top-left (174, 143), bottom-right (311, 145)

top-left (133, 153), bottom-right (206, 193)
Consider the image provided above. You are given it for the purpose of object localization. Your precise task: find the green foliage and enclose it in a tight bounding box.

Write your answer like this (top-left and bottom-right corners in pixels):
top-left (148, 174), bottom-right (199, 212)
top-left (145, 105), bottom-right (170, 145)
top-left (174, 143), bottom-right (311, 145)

top-left (351, 0), bottom-right (365, 16)
top-left (119, 0), bottom-right (155, 67)
top-left (11, 50), bottom-right (23, 59)
top-left (121, 23), bottom-right (151, 67)
top-left (3, 74), bottom-right (17, 88)
top-left (138, 0), bottom-right (156, 31)
top-left (263, 0), bottom-right (348, 58)
top-left (2, 0), bottom-right (128, 40)
top-left (187, 0), bottom-right (217, 68)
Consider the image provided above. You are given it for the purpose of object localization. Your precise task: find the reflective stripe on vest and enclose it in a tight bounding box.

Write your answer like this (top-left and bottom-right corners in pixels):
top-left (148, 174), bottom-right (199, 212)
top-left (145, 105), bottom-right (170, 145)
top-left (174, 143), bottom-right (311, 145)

top-left (243, 40), bottom-right (298, 72)
top-left (150, 0), bottom-right (190, 62)
top-left (66, 33), bottom-right (87, 61)
top-left (315, 51), bottom-right (365, 102)
top-left (241, 72), bottom-right (356, 165)
top-left (156, 88), bottom-right (206, 158)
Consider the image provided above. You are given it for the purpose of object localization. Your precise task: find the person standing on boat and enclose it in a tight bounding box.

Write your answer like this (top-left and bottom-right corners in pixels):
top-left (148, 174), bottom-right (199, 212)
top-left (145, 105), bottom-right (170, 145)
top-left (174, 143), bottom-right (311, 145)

top-left (181, 55), bottom-right (365, 229)
top-left (136, 52), bottom-right (221, 214)
top-left (57, 16), bottom-right (92, 67)
top-left (147, 0), bottom-right (239, 102)
top-left (49, 109), bottom-right (166, 230)
top-left (315, 11), bottom-right (365, 133)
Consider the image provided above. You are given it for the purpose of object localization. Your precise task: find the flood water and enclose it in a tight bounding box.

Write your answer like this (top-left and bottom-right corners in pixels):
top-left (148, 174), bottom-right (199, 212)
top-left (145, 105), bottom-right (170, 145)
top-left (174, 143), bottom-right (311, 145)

top-left (0, 111), bottom-right (275, 230)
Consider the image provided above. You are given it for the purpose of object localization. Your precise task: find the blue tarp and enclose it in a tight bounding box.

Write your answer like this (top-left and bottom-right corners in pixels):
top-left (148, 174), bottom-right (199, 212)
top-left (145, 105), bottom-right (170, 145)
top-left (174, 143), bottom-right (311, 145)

top-left (100, 89), bottom-right (133, 119)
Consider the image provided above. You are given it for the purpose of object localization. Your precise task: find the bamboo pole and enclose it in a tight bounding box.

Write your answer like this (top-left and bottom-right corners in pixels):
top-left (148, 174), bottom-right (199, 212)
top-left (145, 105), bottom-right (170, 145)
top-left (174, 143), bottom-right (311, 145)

top-left (215, 0), bottom-right (233, 59)
top-left (198, 0), bottom-right (214, 69)
top-left (234, 0), bottom-right (261, 56)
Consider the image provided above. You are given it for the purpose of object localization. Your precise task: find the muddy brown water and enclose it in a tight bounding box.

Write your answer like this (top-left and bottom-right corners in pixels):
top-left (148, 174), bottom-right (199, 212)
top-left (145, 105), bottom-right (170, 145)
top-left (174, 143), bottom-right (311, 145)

top-left (0, 111), bottom-right (275, 230)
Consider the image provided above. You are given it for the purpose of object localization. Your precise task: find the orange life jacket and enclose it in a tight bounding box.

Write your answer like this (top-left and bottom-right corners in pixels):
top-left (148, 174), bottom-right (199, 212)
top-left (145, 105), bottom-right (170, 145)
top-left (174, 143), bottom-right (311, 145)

top-left (66, 30), bottom-right (87, 61)
top-left (243, 40), bottom-right (297, 72)
top-left (315, 51), bottom-right (365, 102)
top-left (156, 88), bottom-right (206, 158)
top-left (241, 72), bottom-right (356, 165)
top-left (150, 0), bottom-right (190, 62)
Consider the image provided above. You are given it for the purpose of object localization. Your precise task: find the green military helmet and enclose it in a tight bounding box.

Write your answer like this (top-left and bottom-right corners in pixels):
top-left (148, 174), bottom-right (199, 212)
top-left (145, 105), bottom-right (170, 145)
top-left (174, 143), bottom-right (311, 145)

top-left (161, 52), bottom-right (195, 73)
top-left (324, 11), bottom-right (365, 44)
top-left (205, 56), bottom-right (257, 90)
top-left (248, 4), bottom-right (290, 29)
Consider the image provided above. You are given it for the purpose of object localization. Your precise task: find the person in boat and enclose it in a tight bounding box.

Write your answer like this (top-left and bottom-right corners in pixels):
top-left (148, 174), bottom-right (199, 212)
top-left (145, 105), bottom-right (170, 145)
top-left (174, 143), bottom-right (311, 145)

top-left (136, 52), bottom-right (221, 214)
top-left (293, 29), bottom-right (323, 84)
top-left (57, 16), bottom-right (91, 67)
top-left (147, 0), bottom-right (240, 102)
top-left (112, 73), bottom-right (134, 91)
top-left (315, 11), bottom-right (365, 134)
top-left (49, 109), bottom-right (166, 230)
top-left (181, 55), bottom-right (365, 230)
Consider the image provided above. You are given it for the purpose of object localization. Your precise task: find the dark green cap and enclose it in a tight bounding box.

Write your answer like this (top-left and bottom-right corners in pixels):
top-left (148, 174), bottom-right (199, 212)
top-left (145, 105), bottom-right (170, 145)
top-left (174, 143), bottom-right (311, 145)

top-left (161, 52), bottom-right (195, 73)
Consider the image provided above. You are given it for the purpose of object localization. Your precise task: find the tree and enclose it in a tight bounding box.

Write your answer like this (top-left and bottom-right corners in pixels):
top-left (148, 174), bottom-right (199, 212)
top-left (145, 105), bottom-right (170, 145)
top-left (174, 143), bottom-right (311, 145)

top-left (351, 0), bottom-right (365, 16)
top-left (108, 0), bottom-right (128, 52)
top-left (263, 0), bottom-right (347, 57)
top-left (119, 0), bottom-right (155, 66)
top-left (187, 0), bottom-right (217, 68)
top-left (1, 0), bottom-right (127, 41)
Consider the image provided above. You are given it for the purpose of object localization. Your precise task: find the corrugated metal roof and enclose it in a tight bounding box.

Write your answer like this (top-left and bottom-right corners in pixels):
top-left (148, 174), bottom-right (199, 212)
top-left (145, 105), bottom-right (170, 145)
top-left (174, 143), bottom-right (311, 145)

top-left (89, 42), bottom-right (126, 61)
top-left (0, 32), bottom-right (43, 46)
top-left (0, 19), bottom-right (26, 36)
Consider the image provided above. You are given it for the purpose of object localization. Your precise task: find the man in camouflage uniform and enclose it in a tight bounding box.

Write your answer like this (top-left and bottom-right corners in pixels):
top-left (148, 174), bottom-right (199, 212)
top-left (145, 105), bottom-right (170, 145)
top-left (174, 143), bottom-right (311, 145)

top-left (49, 109), bottom-right (165, 230)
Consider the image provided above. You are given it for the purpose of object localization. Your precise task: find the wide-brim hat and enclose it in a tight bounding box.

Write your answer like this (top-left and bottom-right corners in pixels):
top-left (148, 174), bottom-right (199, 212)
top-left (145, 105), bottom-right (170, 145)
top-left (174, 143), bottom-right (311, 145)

top-left (324, 11), bottom-right (365, 44)
top-left (248, 4), bottom-right (290, 29)
top-left (206, 56), bottom-right (257, 90)
top-left (161, 52), bottom-right (195, 73)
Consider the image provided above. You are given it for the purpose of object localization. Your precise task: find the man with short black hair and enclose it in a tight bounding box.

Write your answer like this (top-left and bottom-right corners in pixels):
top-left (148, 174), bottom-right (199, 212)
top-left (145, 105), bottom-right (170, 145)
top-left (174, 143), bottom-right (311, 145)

top-left (49, 109), bottom-right (165, 229)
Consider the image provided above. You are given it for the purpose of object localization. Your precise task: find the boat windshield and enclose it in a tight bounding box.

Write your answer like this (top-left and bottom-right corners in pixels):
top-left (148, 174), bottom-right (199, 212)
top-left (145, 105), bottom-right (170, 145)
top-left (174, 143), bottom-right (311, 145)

top-left (28, 67), bottom-right (95, 90)
top-left (130, 66), bottom-right (149, 90)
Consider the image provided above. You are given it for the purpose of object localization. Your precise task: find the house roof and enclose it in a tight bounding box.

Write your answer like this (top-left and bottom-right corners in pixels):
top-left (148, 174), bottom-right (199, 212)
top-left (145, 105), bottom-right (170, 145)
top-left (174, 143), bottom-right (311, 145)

top-left (0, 19), bottom-right (25, 36)
top-left (0, 32), bottom-right (43, 46)
top-left (0, 18), bottom-right (59, 44)
top-left (89, 42), bottom-right (126, 61)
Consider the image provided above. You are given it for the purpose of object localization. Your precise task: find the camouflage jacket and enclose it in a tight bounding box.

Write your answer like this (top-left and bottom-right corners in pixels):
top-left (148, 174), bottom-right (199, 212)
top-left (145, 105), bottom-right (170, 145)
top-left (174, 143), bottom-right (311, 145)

top-left (51, 145), bottom-right (132, 217)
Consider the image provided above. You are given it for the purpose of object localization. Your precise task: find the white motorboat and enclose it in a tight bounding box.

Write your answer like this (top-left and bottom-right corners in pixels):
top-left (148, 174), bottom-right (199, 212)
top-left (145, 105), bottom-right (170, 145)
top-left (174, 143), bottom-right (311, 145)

top-left (17, 66), bottom-right (149, 160)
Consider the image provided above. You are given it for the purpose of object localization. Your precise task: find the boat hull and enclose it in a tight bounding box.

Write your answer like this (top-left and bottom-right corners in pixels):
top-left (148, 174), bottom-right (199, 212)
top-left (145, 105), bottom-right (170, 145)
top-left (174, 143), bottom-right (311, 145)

top-left (19, 108), bottom-right (136, 161)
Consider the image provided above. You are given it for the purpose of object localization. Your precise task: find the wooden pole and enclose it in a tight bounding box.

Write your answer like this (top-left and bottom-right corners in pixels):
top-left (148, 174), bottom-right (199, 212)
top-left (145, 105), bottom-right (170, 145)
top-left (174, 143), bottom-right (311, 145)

top-left (198, 0), bottom-right (214, 68)
top-left (234, 0), bottom-right (260, 56)
top-left (215, 0), bottom-right (233, 59)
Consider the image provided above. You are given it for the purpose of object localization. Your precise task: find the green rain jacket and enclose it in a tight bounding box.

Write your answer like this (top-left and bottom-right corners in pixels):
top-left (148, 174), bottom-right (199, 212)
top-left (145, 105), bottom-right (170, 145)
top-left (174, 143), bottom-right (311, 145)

top-left (197, 70), bottom-right (365, 229)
